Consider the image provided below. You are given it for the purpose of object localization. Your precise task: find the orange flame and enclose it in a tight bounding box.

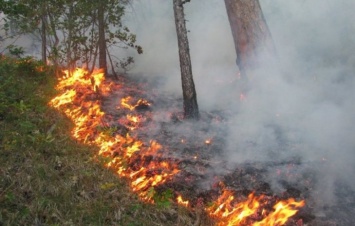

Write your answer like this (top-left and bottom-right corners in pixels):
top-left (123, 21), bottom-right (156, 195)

top-left (207, 188), bottom-right (305, 226)
top-left (253, 199), bottom-right (305, 226)
top-left (49, 67), bottom-right (305, 224)
top-left (49, 67), bottom-right (178, 203)
top-left (50, 89), bottom-right (76, 108)
top-left (120, 96), bottom-right (151, 111)
top-left (177, 195), bottom-right (189, 207)
top-left (205, 138), bottom-right (212, 145)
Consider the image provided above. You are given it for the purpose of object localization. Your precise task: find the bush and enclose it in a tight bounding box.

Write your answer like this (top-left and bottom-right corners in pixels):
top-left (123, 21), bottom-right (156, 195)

top-left (0, 55), bottom-right (53, 120)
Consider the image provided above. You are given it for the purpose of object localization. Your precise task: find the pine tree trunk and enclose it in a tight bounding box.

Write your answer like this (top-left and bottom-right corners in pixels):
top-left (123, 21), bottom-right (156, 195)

top-left (173, 0), bottom-right (199, 120)
top-left (224, 0), bottom-right (275, 78)
top-left (67, 5), bottom-right (74, 73)
top-left (41, 2), bottom-right (47, 64)
top-left (41, 14), bottom-right (47, 64)
top-left (98, 3), bottom-right (107, 75)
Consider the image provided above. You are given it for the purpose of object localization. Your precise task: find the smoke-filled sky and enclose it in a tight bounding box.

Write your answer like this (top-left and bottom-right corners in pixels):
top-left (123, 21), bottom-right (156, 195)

top-left (124, 0), bottom-right (355, 206)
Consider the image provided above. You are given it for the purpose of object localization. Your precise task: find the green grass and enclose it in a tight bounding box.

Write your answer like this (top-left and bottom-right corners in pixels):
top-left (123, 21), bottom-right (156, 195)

top-left (0, 56), bottom-right (203, 226)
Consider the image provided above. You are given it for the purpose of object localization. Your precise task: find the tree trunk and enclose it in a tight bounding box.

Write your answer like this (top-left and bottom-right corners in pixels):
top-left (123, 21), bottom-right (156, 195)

top-left (224, 0), bottom-right (275, 79)
top-left (41, 15), bottom-right (47, 64)
top-left (98, 3), bottom-right (107, 75)
top-left (67, 4), bottom-right (74, 73)
top-left (41, 2), bottom-right (47, 64)
top-left (173, 0), bottom-right (199, 120)
top-left (48, 12), bottom-right (60, 66)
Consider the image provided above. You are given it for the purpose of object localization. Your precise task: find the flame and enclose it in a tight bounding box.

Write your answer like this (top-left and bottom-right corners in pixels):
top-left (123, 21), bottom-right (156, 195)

top-left (177, 195), bottom-right (189, 207)
top-left (207, 191), bottom-right (261, 225)
top-left (120, 96), bottom-right (151, 111)
top-left (207, 188), bottom-right (305, 226)
top-left (124, 114), bottom-right (142, 130)
top-left (127, 114), bottom-right (140, 123)
top-left (49, 67), bottom-right (179, 203)
top-left (50, 89), bottom-right (76, 108)
top-left (55, 68), bottom-right (104, 90)
top-left (49, 67), bottom-right (305, 224)
top-left (205, 138), bottom-right (212, 145)
top-left (253, 199), bottom-right (305, 226)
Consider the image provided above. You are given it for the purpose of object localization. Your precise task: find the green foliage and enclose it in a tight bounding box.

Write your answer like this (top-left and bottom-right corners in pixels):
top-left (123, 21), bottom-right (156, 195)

top-left (117, 56), bottom-right (135, 73)
top-left (1, 0), bottom-right (142, 72)
top-left (0, 0), bottom-right (28, 16)
top-left (0, 56), bottom-right (50, 121)
top-left (147, 188), bottom-right (174, 209)
top-left (6, 45), bottom-right (25, 58)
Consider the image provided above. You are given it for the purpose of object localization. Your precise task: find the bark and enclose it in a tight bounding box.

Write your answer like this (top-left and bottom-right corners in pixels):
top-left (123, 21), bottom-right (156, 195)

top-left (90, 41), bottom-right (99, 74)
top-left (107, 48), bottom-right (118, 79)
top-left (67, 5), bottom-right (73, 72)
top-left (48, 12), bottom-right (60, 66)
top-left (224, 0), bottom-right (275, 78)
top-left (41, 15), bottom-right (46, 63)
top-left (173, 0), bottom-right (199, 120)
top-left (41, 3), bottom-right (47, 64)
top-left (98, 3), bottom-right (107, 75)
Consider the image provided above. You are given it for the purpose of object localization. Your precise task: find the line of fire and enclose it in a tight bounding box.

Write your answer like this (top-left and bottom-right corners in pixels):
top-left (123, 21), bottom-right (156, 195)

top-left (49, 67), bottom-right (307, 225)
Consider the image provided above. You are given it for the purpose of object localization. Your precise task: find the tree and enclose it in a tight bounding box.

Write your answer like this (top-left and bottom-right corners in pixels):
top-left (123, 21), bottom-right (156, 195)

top-left (1, 0), bottom-right (142, 74)
top-left (173, 0), bottom-right (199, 120)
top-left (224, 0), bottom-right (275, 80)
top-left (97, 1), bottom-right (107, 74)
top-left (0, 0), bottom-right (65, 64)
top-left (63, 0), bottom-right (143, 76)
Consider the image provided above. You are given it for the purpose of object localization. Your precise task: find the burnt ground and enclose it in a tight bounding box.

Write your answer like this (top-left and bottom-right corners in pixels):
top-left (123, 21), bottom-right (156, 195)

top-left (101, 75), bottom-right (355, 226)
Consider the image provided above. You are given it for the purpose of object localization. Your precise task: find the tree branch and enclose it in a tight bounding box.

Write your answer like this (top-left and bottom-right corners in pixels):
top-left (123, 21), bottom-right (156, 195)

top-left (181, 0), bottom-right (191, 5)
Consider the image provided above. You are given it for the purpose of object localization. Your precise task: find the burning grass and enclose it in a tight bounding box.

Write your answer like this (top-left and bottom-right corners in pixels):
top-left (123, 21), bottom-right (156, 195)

top-left (0, 57), bottom-right (200, 226)
top-left (47, 67), bottom-right (307, 225)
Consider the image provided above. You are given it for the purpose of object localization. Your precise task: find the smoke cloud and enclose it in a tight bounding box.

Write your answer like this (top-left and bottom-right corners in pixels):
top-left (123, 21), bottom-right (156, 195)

top-left (123, 0), bottom-right (355, 210)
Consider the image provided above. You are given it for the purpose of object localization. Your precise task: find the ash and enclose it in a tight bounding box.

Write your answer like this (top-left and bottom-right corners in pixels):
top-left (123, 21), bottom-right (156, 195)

top-left (101, 74), bottom-right (355, 226)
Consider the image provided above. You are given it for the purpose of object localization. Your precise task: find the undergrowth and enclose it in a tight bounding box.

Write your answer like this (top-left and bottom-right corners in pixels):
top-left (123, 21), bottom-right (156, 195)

top-left (0, 55), bottom-right (199, 226)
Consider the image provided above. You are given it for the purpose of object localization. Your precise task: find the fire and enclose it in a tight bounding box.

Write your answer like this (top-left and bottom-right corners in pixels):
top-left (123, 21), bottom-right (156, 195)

top-left (49, 67), bottom-right (305, 224)
top-left (127, 114), bottom-right (139, 123)
top-left (56, 68), bottom-right (104, 90)
top-left (120, 96), bottom-right (151, 111)
top-left (177, 195), bottom-right (189, 207)
top-left (207, 188), bottom-right (305, 226)
top-left (124, 114), bottom-right (143, 130)
top-left (205, 138), bottom-right (212, 145)
top-left (50, 89), bottom-right (76, 108)
top-left (253, 199), bottom-right (305, 226)
top-left (207, 191), bottom-right (261, 225)
top-left (49, 67), bottom-right (179, 203)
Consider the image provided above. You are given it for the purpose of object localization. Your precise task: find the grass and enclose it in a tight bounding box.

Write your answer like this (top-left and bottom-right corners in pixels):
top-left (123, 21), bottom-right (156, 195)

top-left (0, 55), bottom-right (201, 226)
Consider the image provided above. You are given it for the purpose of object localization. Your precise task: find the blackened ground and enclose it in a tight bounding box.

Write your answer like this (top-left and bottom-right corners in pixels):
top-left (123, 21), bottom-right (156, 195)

top-left (101, 75), bottom-right (355, 226)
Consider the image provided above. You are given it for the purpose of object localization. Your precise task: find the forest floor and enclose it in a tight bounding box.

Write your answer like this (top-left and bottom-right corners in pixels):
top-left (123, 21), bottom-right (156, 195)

top-left (0, 56), bottom-right (199, 226)
top-left (2, 56), bottom-right (354, 226)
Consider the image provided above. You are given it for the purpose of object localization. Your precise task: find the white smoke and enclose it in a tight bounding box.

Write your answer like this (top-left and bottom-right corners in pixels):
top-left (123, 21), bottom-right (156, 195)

top-left (123, 0), bottom-right (355, 210)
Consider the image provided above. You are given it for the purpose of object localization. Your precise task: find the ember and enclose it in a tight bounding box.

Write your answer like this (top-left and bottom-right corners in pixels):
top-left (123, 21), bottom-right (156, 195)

top-left (177, 195), bottom-right (190, 207)
top-left (49, 67), bottom-right (306, 225)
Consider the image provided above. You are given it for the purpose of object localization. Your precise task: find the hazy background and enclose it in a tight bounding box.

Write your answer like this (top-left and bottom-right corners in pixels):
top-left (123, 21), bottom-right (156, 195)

top-left (124, 0), bottom-right (355, 206)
